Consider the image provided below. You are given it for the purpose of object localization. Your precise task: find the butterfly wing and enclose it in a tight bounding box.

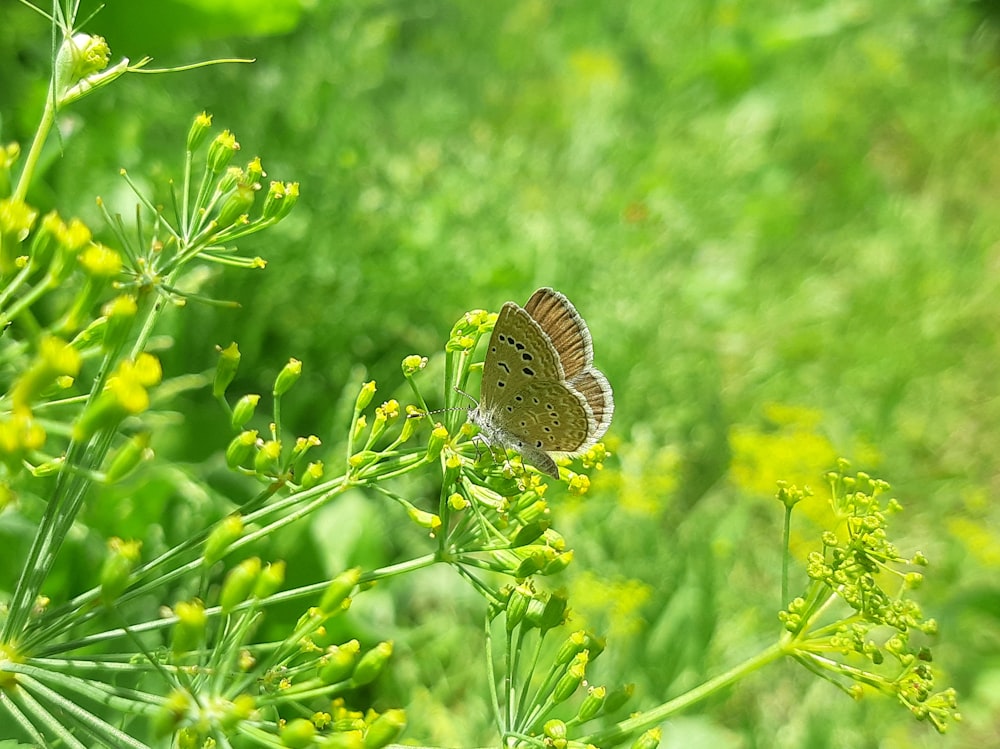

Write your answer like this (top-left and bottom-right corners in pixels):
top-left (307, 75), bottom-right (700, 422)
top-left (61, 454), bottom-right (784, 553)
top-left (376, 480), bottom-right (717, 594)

top-left (523, 287), bottom-right (594, 379)
top-left (480, 301), bottom-right (564, 408)
top-left (568, 368), bottom-right (614, 444)
top-left (498, 380), bottom-right (594, 453)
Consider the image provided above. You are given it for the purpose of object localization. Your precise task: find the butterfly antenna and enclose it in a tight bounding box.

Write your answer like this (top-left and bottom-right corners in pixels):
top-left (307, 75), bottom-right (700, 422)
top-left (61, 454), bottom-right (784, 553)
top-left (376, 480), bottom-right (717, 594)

top-left (407, 387), bottom-right (478, 418)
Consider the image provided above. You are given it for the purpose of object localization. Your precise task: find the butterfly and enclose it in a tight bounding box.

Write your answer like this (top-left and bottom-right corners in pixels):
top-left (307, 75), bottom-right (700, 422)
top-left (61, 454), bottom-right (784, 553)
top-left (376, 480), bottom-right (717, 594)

top-left (468, 287), bottom-right (613, 478)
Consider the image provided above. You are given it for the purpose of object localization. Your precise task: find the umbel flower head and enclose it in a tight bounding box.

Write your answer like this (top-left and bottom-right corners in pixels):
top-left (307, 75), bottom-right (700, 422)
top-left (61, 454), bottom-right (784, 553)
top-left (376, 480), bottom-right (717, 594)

top-left (779, 463), bottom-right (960, 733)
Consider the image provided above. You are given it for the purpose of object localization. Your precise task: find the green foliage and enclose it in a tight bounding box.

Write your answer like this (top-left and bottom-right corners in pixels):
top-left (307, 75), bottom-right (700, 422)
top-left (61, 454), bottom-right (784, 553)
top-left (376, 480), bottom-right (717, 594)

top-left (1, 0), bottom-right (994, 748)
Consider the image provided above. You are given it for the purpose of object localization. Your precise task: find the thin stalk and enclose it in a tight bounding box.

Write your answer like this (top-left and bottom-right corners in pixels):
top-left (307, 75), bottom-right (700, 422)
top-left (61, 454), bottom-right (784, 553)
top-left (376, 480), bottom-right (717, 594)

top-left (13, 85), bottom-right (57, 203)
top-left (0, 690), bottom-right (47, 744)
top-left (3, 290), bottom-right (160, 641)
top-left (8, 684), bottom-right (87, 749)
top-left (579, 638), bottom-right (791, 746)
top-left (17, 674), bottom-right (153, 749)
top-left (782, 503), bottom-right (792, 608)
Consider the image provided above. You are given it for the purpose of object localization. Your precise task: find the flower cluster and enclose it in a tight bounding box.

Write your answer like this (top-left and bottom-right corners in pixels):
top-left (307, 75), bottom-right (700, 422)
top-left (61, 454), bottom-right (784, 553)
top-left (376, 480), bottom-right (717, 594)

top-left (779, 462), bottom-right (960, 733)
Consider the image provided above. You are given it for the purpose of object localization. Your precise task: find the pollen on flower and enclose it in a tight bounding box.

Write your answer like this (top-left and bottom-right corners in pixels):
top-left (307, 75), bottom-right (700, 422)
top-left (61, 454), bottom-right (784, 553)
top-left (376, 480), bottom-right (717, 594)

top-left (401, 355), bottom-right (427, 376)
top-left (567, 473), bottom-right (591, 496)
top-left (80, 243), bottom-right (122, 276)
top-left (131, 354), bottom-right (163, 387)
top-left (59, 218), bottom-right (92, 251)
top-left (0, 198), bottom-right (38, 241)
top-left (108, 376), bottom-right (149, 415)
top-left (104, 294), bottom-right (138, 318)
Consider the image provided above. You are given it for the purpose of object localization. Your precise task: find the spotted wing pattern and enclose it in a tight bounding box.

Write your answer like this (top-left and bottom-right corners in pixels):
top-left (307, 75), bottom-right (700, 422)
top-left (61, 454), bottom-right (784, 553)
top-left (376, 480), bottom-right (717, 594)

top-left (470, 287), bottom-right (614, 477)
top-left (479, 302), bottom-right (564, 407)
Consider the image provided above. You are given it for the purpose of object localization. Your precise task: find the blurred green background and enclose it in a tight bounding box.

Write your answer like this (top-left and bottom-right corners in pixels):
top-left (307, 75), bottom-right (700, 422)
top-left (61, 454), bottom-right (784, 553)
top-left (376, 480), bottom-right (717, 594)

top-left (2, 0), bottom-right (999, 746)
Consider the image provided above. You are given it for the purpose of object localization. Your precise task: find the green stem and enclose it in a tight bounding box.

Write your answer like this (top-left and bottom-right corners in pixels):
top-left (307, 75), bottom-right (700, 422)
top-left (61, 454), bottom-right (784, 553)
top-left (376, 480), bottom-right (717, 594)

top-left (3, 292), bottom-right (162, 642)
top-left (13, 85), bottom-right (57, 203)
top-left (578, 638), bottom-right (791, 746)
top-left (781, 503), bottom-right (792, 608)
top-left (15, 673), bottom-right (153, 749)
top-left (364, 553), bottom-right (439, 581)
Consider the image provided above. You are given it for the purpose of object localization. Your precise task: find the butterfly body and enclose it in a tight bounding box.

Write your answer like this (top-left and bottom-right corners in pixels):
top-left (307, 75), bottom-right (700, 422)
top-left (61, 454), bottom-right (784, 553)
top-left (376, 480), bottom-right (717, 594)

top-left (469, 287), bottom-right (613, 478)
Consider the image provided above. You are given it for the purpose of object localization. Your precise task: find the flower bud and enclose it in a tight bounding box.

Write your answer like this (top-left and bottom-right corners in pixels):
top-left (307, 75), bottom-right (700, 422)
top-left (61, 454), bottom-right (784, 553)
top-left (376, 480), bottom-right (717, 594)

top-left (203, 517), bottom-right (244, 568)
top-left (401, 355), bottom-right (427, 376)
top-left (221, 693), bottom-right (255, 731)
top-left (274, 358), bottom-right (302, 397)
top-left (351, 641), bottom-right (393, 686)
top-left (505, 585), bottom-right (531, 631)
top-left (27, 209), bottom-right (60, 267)
top-left (215, 183), bottom-right (255, 229)
top-left (512, 519), bottom-right (550, 547)
top-left (226, 430), bottom-right (258, 470)
top-left (101, 294), bottom-right (138, 354)
top-left (542, 549), bottom-right (574, 576)
top-left (556, 630), bottom-right (589, 666)
top-left (442, 451), bottom-right (462, 484)
top-left (318, 640), bottom-right (361, 684)
top-left (54, 33), bottom-right (110, 101)
top-left (319, 567), bottom-right (361, 615)
top-left (99, 537), bottom-right (141, 603)
top-left (397, 412), bottom-right (419, 444)
top-left (262, 180), bottom-right (299, 221)
top-left (290, 436), bottom-right (320, 464)
top-left (217, 166), bottom-right (243, 195)
top-left (105, 432), bottom-right (152, 483)
top-left (363, 708), bottom-right (406, 749)
top-left (0, 198), bottom-right (38, 275)
top-left (355, 381), bottom-right (376, 413)
top-left (543, 719), bottom-right (567, 740)
top-left (133, 354), bottom-right (162, 387)
top-left (406, 506), bottom-right (441, 534)
top-left (577, 685), bottom-right (607, 722)
top-left (603, 683), bottom-right (635, 714)
top-left (526, 591), bottom-right (567, 633)
top-left (213, 343), bottom-right (241, 398)
top-left (567, 473), bottom-right (590, 495)
top-left (553, 657), bottom-right (586, 704)
top-left (352, 415), bottom-right (367, 443)
top-left (80, 243), bottom-right (121, 277)
top-left (187, 112), bottom-right (213, 153)
top-left (220, 557), bottom-right (261, 613)
top-left (348, 450), bottom-right (379, 470)
top-left (208, 130), bottom-right (240, 174)
top-left (153, 690), bottom-right (191, 737)
top-left (245, 156), bottom-right (264, 187)
top-left (253, 439), bottom-right (282, 475)
top-left (46, 216), bottom-right (90, 284)
top-left (427, 425), bottom-right (448, 460)
top-left (631, 728), bottom-right (662, 749)
top-left (231, 394), bottom-right (260, 430)
top-left (12, 336), bottom-right (81, 410)
top-left (300, 461), bottom-right (324, 490)
top-left (172, 600), bottom-right (206, 657)
top-left (254, 561), bottom-right (286, 599)
top-left (513, 551), bottom-right (547, 578)
top-left (280, 718), bottom-right (316, 749)
top-left (0, 412), bottom-right (46, 471)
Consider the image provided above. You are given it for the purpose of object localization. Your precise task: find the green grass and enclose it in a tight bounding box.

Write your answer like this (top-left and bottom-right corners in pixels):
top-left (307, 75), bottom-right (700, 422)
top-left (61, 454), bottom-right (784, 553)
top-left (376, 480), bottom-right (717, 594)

top-left (1, 0), bottom-right (997, 746)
